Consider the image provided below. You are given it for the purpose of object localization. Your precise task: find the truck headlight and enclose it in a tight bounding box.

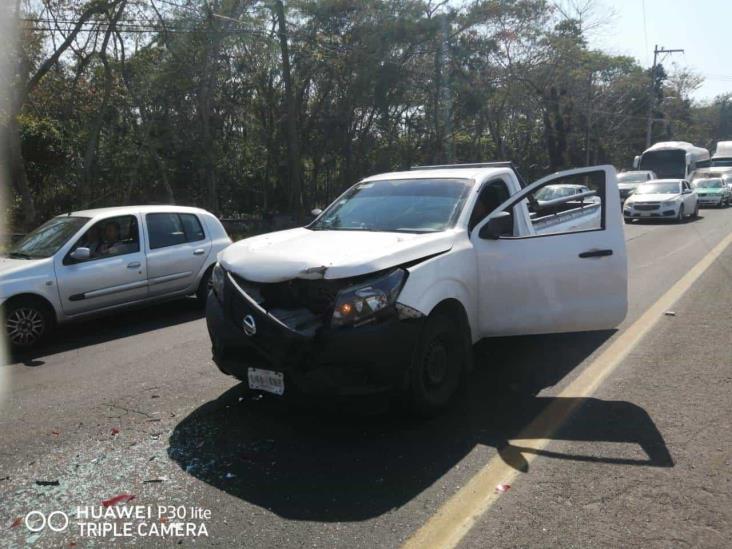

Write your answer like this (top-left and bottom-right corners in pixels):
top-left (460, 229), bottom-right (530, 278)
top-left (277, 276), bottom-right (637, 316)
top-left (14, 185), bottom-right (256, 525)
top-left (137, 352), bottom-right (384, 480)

top-left (211, 263), bottom-right (226, 301)
top-left (331, 269), bottom-right (407, 328)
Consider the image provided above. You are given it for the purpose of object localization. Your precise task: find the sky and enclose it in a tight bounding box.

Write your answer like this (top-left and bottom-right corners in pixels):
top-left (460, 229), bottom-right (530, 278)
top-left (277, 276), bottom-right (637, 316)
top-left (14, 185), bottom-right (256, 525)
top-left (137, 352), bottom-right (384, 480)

top-left (587, 0), bottom-right (732, 102)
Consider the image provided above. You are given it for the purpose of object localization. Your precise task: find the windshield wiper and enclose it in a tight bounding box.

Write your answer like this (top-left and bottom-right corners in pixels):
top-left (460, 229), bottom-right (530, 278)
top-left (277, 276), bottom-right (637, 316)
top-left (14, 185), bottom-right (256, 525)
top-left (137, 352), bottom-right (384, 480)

top-left (7, 252), bottom-right (33, 259)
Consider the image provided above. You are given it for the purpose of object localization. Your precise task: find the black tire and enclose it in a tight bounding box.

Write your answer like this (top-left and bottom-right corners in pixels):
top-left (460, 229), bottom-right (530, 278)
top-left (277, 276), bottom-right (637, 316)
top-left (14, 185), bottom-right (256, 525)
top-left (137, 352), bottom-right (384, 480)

top-left (692, 203), bottom-right (699, 218)
top-left (196, 266), bottom-right (214, 303)
top-left (2, 296), bottom-right (54, 349)
top-left (408, 310), bottom-right (468, 417)
top-left (676, 204), bottom-right (685, 223)
top-left (624, 217), bottom-right (632, 224)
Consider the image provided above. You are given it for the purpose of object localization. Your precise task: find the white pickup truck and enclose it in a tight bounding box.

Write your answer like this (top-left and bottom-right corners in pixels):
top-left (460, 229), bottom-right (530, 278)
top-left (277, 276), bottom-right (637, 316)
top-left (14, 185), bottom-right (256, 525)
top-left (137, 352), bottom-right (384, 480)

top-left (206, 162), bottom-right (627, 414)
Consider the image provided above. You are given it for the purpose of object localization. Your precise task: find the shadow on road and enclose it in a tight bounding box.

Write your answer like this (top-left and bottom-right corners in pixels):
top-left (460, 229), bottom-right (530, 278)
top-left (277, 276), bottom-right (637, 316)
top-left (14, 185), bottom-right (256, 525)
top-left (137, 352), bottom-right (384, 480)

top-left (167, 330), bottom-right (673, 522)
top-left (6, 299), bottom-right (204, 366)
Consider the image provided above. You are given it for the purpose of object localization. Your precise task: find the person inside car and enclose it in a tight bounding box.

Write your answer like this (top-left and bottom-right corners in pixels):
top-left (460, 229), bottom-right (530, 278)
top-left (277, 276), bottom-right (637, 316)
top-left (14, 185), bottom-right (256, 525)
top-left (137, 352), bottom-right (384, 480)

top-left (98, 221), bottom-right (122, 256)
top-left (80, 225), bottom-right (102, 257)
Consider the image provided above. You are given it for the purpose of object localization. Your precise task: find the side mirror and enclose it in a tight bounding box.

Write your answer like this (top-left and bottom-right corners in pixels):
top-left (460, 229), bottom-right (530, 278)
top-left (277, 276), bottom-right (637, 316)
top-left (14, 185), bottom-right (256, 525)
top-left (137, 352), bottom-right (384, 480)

top-left (70, 247), bottom-right (91, 261)
top-left (633, 156), bottom-right (640, 169)
top-left (311, 208), bottom-right (323, 217)
top-left (683, 189), bottom-right (692, 194)
top-left (478, 212), bottom-right (513, 240)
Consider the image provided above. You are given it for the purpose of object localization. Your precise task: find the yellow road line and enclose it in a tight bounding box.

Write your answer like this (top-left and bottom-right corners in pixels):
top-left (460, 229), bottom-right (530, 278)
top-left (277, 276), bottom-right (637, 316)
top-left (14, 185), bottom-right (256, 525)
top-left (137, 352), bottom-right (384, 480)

top-left (403, 231), bottom-right (732, 549)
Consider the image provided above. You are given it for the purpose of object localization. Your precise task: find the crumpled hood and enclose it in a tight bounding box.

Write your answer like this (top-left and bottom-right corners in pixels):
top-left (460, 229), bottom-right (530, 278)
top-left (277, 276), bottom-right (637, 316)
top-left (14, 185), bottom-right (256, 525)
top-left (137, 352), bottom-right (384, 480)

top-left (219, 227), bottom-right (456, 282)
top-left (627, 193), bottom-right (681, 203)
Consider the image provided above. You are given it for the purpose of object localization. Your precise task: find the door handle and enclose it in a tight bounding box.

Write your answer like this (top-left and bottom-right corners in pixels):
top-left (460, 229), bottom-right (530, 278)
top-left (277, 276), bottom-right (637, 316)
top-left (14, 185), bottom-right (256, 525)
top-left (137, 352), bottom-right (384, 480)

top-left (193, 248), bottom-right (206, 256)
top-left (579, 249), bottom-right (613, 259)
top-left (127, 261), bottom-right (142, 269)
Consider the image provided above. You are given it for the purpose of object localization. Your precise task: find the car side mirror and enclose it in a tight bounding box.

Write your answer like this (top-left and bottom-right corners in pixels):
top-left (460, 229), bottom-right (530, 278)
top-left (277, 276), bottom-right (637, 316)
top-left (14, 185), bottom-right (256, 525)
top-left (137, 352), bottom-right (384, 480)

top-left (70, 247), bottom-right (91, 261)
top-left (311, 208), bottom-right (323, 217)
top-left (683, 189), bottom-right (692, 194)
top-left (478, 212), bottom-right (513, 240)
top-left (633, 155), bottom-right (640, 169)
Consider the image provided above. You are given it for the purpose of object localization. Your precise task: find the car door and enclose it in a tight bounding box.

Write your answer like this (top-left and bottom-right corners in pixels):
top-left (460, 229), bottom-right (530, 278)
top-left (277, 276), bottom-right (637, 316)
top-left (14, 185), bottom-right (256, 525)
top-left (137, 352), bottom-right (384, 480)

top-left (145, 212), bottom-right (212, 298)
top-left (56, 214), bottom-right (148, 316)
top-left (681, 180), bottom-right (696, 210)
top-left (471, 166), bottom-right (627, 337)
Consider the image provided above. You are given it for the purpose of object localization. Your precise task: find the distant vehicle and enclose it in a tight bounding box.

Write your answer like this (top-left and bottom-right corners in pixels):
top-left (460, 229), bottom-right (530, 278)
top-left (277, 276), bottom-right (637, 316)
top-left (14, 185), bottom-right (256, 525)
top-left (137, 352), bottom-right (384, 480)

top-left (534, 183), bottom-right (597, 201)
top-left (709, 141), bottom-right (732, 167)
top-left (206, 162), bottom-right (627, 414)
top-left (623, 179), bottom-right (698, 223)
top-left (617, 170), bottom-right (657, 200)
top-left (692, 178), bottom-right (731, 207)
top-left (1, 206), bottom-right (231, 348)
top-left (634, 142), bottom-right (710, 180)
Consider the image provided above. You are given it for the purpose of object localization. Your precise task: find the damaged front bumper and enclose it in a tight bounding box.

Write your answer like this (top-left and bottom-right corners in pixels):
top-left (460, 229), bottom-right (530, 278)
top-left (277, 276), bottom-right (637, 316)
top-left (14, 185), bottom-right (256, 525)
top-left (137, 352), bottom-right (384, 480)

top-left (205, 274), bottom-right (424, 397)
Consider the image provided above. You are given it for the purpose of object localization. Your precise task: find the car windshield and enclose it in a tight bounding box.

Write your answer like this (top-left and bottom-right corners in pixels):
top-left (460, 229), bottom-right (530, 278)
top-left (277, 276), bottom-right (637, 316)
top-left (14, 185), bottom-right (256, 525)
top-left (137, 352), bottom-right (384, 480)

top-left (635, 182), bottom-right (681, 195)
top-left (8, 216), bottom-right (89, 259)
top-left (693, 179), bottom-right (724, 189)
top-left (535, 186), bottom-right (578, 200)
top-left (618, 173), bottom-right (649, 184)
top-left (309, 178), bottom-right (473, 233)
top-left (639, 150), bottom-right (686, 179)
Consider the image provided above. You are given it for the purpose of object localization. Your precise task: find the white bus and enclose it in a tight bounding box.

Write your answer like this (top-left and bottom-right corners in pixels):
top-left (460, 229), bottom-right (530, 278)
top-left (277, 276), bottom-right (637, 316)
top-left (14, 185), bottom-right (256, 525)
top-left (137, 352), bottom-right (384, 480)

top-left (634, 141), bottom-right (710, 180)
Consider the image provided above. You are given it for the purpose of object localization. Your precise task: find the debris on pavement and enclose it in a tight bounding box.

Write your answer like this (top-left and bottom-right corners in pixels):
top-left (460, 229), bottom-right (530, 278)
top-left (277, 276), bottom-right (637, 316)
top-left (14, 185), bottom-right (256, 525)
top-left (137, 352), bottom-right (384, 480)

top-left (102, 494), bottom-right (136, 507)
top-left (664, 311), bottom-right (676, 316)
top-left (35, 480), bottom-right (60, 486)
top-left (225, 472), bottom-right (236, 479)
top-left (111, 428), bottom-right (120, 435)
top-left (50, 430), bottom-right (60, 436)
top-left (10, 517), bottom-right (22, 528)
top-left (495, 483), bottom-right (511, 494)
top-left (143, 477), bottom-right (168, 483)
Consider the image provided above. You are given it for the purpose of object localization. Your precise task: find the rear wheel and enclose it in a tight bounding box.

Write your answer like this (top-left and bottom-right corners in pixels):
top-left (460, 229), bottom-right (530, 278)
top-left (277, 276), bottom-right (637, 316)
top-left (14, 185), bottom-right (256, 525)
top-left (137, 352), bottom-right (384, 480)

top-left (408, 310), bottom-right (468, 417)
top-left (196, 266), bottom-right (214, 303)
top-left (3, 297), bottom-right (54, 349)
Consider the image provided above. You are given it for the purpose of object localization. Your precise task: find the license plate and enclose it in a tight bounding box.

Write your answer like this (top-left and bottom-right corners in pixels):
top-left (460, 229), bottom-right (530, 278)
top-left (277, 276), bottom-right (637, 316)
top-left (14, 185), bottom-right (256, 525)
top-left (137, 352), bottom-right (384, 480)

top-left (247, 368), bottom-right (285, 395)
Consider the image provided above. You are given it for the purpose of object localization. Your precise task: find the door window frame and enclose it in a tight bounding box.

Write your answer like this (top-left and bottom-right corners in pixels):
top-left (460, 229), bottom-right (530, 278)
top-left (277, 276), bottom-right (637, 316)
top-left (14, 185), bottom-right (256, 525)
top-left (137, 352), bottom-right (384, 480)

top-left (474, 166), bottom-right (612, 240)
top-left (63, 214), bottom-right (142, 265)
top-left (145, 212), bottom-right (207, 250)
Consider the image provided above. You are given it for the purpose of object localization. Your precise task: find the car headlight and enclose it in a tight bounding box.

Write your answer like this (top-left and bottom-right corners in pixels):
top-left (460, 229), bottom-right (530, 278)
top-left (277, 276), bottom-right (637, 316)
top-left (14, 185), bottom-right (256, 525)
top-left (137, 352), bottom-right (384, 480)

top-left (662, 199), bottom-right (679, 207)
top-left (331, 269), bottom-right (407, 328)
top-left (211, 263), bottom-right (226, 301)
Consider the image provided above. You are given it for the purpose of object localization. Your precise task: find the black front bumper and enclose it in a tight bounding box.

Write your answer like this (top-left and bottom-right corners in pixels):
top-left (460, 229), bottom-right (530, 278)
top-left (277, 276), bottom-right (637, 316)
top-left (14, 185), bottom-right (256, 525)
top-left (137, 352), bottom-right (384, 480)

top-left (205, 283), bottom-right (423, 397)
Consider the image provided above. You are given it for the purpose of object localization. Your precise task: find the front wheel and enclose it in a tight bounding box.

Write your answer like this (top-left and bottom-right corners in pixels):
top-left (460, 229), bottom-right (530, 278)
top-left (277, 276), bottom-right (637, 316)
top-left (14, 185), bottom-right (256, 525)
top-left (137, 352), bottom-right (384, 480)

top-left (3, 297), bottom-right (54, 349)
top-left (676, 204), bottom-right (685, 223)
top-left (692, 203), bottom-right (699, 218)
top-left (408, 310), bottom-right (468, 417)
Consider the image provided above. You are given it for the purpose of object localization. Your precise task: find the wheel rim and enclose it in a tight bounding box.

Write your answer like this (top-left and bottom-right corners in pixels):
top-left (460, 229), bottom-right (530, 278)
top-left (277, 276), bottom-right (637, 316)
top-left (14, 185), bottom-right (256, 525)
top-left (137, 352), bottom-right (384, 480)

top-left (423, 337), bottom-right (449, 387)
top-left (6, 307), bottom-right (45, 346)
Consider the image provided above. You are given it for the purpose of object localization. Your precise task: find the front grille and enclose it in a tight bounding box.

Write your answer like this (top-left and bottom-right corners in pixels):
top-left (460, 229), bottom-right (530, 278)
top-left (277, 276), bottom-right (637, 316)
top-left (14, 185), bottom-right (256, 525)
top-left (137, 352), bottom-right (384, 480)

top-left (633, 203), bottom-right (660, 211)
top-left (231, 274), bottom-right (349, 317)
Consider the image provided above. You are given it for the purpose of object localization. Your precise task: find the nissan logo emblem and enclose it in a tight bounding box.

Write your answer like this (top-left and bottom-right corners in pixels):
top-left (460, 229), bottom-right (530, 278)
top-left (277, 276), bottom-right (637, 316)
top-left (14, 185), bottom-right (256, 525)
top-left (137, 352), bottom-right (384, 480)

top-left (242, 314), bottom-right (257, 336)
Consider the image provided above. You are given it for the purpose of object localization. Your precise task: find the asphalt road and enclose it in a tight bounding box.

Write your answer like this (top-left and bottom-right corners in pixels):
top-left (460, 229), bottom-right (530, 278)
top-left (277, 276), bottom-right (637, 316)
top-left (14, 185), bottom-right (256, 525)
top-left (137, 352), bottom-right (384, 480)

top-left (1, 208), bottom-right (731, 548)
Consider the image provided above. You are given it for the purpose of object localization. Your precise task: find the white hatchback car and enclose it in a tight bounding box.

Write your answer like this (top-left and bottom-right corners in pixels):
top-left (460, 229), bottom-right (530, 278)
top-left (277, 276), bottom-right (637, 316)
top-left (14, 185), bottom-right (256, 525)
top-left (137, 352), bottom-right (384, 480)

top-left (1, 206), bottom-right (231, 348)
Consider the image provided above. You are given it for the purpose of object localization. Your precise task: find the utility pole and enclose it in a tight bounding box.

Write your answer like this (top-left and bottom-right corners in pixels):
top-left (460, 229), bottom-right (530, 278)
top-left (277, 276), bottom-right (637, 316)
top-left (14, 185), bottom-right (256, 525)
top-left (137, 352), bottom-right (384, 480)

top-left (645, 45), bottom-right (684, 148)
top-left (585, 70), bottom-right (594, 166)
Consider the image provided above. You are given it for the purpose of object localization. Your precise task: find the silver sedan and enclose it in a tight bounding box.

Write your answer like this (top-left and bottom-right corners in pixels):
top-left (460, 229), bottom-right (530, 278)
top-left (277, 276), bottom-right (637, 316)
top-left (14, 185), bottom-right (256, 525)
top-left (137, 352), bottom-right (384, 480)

top-left (1, 206), bottom-right (231, 348)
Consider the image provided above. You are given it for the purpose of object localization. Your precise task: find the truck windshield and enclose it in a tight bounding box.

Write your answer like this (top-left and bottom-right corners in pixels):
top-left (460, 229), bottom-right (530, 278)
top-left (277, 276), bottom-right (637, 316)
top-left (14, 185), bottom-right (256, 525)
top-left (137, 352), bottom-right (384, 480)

top-left (635, 182), bottom-right (681, 195)
top-left (309, 178), bottom-right (472, 233)
top-left (639, 150), bottom-right (686, 179)
top-left (8, 216), bottom-right (89, 259)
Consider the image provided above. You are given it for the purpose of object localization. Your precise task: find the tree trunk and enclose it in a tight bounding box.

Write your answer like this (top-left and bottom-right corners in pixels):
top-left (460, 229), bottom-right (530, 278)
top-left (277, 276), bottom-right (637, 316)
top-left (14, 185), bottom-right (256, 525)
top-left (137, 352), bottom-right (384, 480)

top-left (274, 0), bottom-right (302, 218)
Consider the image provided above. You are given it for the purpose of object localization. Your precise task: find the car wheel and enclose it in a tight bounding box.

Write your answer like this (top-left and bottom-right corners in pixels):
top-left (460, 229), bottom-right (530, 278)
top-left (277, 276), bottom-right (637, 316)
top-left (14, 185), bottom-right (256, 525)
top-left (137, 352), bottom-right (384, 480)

top-left (676, 204), bottom-right (685, 223)
top-left (692, 203), bottom-right (699, 218)
top-left (196, 266), bottom-right (214, 303)
top-left (3, 297), bottom-right (54, 349)
top-left (624, 217), bottom-right (632, 224)
top-left (408, 310), bottom-right (467, 417)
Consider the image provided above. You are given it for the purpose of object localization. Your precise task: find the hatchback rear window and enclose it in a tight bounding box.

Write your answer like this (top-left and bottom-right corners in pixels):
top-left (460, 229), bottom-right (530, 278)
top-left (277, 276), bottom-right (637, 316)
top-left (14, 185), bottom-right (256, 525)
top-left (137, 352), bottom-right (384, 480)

top-left (147, 212), bottom-right (205, 249)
